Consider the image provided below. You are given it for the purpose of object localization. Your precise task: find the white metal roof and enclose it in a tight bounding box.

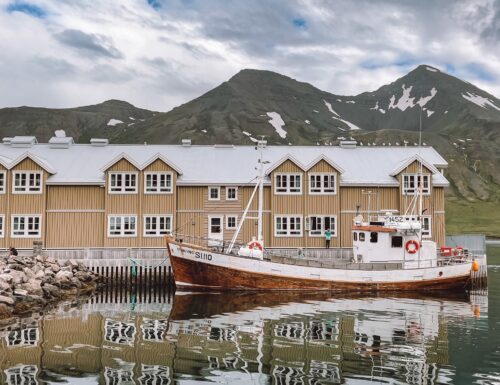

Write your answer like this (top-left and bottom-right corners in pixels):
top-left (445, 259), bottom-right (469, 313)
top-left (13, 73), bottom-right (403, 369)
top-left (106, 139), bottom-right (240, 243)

top-left (0, 143), bottom-right (449, 187)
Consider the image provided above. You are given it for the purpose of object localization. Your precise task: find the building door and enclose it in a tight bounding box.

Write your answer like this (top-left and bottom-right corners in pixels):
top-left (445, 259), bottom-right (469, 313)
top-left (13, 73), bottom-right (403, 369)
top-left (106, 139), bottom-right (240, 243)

top-left (208, 216), bottom-right (224, 246)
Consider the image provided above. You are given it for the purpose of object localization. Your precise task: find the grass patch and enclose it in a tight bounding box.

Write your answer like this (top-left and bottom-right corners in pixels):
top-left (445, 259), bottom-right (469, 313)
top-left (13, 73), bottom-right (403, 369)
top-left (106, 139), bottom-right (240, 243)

top-left (446, 199), bottom-right (500, 237)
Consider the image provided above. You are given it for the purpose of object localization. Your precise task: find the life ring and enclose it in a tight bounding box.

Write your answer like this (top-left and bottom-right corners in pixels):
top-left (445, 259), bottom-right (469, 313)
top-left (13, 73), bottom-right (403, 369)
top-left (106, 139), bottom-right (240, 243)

top-left (248, 241), bottom-right (263, 251)
top-left (405, 240), bottom-right (420, 254)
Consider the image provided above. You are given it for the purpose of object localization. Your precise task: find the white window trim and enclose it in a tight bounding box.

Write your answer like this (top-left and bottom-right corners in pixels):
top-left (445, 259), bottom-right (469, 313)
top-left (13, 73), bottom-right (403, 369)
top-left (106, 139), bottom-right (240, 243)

top-left (12, 171), bottom-right (43, 194)
top-left (11, 214), bottom-right (42, 238)
top-left (307, 215), bottom-right (337, 237)
top-left (274, 173), bottom-right (303, 195)
top-left (308, 173), bottom-right (337, 195)
top-left (143, 214), bottom-right (173, 237)
top-left (107, 215), bottom-right (137, 237)
top-left (108, 172), bottom-right (138, 194)
top-left (226, 215), bottom-right (238, 230)
top-left (422, 216), bottom-right (432, 238)
top-left (274, 215), bottom-right (303, 237)
top-left (402, 173), bottom-right (431, 196)
top-left (144, 172), bottom-right (173, 194)
top-left (208, 186), bottom-right (221, 201)
top-left (0, 171), bottom-right (5, 194)
top-left (225, 186), bottom-right (238, 201)
top-left (0, 215), bottom-right (4, 238)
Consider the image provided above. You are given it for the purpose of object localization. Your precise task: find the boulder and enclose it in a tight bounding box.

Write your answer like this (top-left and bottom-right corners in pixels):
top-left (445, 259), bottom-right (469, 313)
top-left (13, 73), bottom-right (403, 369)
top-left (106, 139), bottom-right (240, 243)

top-left (0, 294), bottom-right (15, 305)
top-left (13, 288), bottom-right (29, 297)
top-left (0, 273), bottom-right (13, 283)
top-left (55, 270), bottom-right (73, 284)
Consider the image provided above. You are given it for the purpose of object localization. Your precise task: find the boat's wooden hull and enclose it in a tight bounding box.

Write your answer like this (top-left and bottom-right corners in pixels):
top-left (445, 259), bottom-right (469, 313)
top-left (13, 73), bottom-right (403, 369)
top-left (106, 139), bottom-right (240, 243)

top-left (167, 241), bottom-right (472, 292)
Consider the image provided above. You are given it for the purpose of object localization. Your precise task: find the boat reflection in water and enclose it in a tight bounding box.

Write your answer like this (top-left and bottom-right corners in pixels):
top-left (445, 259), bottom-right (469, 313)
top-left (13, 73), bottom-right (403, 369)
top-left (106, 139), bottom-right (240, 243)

top-left (0, 290), bottom-right (487, 384)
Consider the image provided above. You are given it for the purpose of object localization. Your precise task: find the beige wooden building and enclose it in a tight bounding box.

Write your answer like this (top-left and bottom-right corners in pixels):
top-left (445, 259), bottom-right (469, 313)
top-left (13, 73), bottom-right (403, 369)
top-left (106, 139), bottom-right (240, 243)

top-left (0, 136), bottom-right (449, 250)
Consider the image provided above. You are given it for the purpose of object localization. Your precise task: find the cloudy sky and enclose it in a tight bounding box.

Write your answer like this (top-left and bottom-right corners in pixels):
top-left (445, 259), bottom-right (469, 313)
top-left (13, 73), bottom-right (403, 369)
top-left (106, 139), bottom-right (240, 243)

top-left (0, 0), bottom-right (499, 111)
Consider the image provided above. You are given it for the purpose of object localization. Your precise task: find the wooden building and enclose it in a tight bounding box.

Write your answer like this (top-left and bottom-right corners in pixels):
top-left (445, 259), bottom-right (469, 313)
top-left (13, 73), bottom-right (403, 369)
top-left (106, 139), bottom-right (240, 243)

top-left (0, 137), bottom-right (449, 250)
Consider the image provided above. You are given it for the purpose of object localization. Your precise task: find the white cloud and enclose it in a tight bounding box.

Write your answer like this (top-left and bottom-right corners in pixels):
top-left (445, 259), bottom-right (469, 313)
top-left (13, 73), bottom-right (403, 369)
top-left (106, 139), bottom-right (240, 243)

top-left (0, 0), bottom-right (498, 111)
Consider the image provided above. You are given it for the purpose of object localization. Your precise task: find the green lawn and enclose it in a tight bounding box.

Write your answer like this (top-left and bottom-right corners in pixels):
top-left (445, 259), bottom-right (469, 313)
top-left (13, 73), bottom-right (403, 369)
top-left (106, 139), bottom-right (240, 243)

top-left (446, 199), bottom-right (500, 238)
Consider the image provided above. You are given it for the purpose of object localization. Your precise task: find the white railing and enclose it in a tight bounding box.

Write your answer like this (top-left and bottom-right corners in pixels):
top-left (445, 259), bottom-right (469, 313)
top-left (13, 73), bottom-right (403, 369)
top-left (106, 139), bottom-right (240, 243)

top-left (42, 248), bottom-right (168, 260)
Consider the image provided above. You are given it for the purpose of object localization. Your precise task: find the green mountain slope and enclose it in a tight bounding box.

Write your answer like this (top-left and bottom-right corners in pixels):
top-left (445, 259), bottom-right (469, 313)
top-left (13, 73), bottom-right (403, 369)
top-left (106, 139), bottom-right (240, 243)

top-left (0, 100), bottom-right (156, 143)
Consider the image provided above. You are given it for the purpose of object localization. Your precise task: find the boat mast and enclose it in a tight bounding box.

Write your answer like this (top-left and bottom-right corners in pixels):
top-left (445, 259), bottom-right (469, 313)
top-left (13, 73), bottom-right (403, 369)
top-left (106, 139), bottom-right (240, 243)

top-left (257, 138), bottom-right (265, 245)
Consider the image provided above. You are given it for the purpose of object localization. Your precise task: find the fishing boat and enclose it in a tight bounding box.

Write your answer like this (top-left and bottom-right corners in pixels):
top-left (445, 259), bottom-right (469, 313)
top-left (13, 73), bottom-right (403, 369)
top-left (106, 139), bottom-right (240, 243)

top-left (166, 141), bottom-right (478, 292)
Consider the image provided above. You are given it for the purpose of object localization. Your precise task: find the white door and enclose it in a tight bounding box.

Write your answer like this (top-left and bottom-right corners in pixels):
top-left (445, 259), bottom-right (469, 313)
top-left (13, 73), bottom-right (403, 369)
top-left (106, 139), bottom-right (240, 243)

top-left (208, 216), bottom-right (224, 246)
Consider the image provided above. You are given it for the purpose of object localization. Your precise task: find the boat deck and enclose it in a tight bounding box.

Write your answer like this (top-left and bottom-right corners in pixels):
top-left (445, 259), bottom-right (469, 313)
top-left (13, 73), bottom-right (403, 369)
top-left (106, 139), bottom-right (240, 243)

top-left (269, 255), bottom-right (403, 270)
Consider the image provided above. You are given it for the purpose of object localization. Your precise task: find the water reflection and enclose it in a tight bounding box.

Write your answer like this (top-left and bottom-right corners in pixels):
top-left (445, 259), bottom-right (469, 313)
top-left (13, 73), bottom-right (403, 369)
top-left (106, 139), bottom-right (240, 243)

top-left (0, 286), bottom-right (492, 385)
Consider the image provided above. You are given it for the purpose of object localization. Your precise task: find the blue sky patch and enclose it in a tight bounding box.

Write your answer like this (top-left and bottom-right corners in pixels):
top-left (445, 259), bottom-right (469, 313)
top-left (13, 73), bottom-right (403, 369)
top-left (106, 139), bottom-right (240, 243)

top-left (292, 18), bottom-right (307, 29)
top-left (466, 62), bottom-right (495, 81)
top-left (6, 1), bottom-right (46, 18)
top-left (147, 0), bottom-right (162, 10)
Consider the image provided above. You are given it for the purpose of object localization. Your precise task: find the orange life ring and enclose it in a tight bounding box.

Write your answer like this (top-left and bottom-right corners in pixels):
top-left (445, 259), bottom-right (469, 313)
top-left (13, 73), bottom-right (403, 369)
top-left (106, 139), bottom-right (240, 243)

top-left (405, 240), bottom-right (420, 254)
top-left (248, 241), bottom-right (263, 251)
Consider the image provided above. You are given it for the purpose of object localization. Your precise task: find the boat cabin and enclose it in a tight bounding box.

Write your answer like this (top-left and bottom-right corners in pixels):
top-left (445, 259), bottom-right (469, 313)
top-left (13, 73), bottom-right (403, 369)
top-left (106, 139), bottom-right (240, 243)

top-left (352, 214), bottom-right (438, 268)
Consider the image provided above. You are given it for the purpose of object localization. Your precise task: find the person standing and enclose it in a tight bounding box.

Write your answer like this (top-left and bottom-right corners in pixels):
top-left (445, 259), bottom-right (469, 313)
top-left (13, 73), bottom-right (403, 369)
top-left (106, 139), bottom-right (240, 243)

top-left (325, 228), bottom-right (332, 249)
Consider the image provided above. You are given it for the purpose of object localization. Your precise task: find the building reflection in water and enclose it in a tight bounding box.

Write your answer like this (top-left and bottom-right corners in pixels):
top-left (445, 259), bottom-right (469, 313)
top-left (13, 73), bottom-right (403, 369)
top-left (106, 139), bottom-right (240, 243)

top-left (0, 290), bottom-right (485, 385)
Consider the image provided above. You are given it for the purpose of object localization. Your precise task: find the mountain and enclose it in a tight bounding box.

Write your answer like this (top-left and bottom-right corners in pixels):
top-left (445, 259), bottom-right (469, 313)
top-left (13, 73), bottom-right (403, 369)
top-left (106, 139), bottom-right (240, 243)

top-left (0, 99), bottom-right (156, 143)
top-left (1, 65), bottom-right (499, 235)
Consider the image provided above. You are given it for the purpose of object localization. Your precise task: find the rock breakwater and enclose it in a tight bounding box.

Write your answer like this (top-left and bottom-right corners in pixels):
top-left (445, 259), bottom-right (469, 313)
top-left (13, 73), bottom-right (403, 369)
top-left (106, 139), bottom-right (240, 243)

top-left (0, 255), bottom-right (100, 321)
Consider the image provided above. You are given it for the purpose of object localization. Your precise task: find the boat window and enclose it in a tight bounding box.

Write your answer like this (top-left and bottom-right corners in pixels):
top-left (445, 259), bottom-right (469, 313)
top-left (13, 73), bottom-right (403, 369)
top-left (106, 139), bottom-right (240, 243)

top-left (359, 232), bottom-right (365, 242)
top-left (353, 232), bottom-right (358, 241)
top-left (370, 232), bottom-right (378, 243)
top-left (391, 236), bottom-right (403, 248)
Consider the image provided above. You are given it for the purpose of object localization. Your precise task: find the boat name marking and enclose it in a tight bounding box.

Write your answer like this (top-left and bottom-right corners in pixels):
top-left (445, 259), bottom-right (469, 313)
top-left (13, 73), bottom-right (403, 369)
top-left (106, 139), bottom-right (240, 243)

top-left (195, 251), bottom-right (213, 261)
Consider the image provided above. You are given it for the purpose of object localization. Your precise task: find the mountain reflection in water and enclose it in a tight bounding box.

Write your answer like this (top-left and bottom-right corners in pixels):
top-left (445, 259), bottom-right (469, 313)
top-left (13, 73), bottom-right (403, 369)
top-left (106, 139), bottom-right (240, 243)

top-left (0, 283), bottom-right (496, 385)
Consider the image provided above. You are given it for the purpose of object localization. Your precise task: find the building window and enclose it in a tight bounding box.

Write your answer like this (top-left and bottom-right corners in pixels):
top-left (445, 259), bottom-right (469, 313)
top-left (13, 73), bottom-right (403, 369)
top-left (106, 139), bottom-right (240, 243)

top-left (275, 216), bottom-right (302, 237)
top-left (11, 215), bottom-right (41, 238)
top-left (0, 171), bottom-right (5, 193)
top-left (226, 187), bottom-right (237, 200)
top-left (145, 172), bottom-right (172, 194)
top-left (391, 236), bottom-right (403, 248)
top-left (309, 173), bottom-right (336, 194)
top-left (275, 174), bottom-right (302, 194)
top-left (144, 215), bottom-right (172, 237)
top-left (402, 174), bottom-right (430, 195)
top-left (13, 172), bottom-right (42, 193)
top-left (109, 173), bottom-right (137, 194)
top-left (226, 216), bottom-right (237, 230)
top-left (208, 186), bottom-right (220, 200)
top-left (108, 215), bottom-right (137, 237)
top-left (0, 215), bottom-right (3, 238)
top-left (308, 216), bottom-right (337, 236)
top-left (370, 232), bottom-right (378, 243)
top-left (422, 216), bottom-right (432, 238)
top-left (359, 232), bottom-right (365, 242)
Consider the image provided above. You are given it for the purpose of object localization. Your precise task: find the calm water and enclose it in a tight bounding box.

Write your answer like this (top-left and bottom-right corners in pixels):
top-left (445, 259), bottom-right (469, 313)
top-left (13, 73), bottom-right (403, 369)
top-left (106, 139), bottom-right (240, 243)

top-left (0, 247), bottom-right (499, 385)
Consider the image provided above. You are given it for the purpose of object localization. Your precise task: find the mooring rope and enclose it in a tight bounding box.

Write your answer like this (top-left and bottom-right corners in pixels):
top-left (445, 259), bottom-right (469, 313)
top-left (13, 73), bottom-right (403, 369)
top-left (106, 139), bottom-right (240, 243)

top-left (128, 256), bottom-right (170, 277)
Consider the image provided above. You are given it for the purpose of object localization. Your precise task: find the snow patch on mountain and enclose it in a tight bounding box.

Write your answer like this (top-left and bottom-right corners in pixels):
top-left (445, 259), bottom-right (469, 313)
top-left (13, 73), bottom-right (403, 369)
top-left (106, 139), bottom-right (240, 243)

top-left (417, 88), bottom-right (437, 107)
top-left (323, 100), bottom-right (339, 116)
top-left (266, 112), bottom-right (287, 138)
top-left (426, 66), bottom-right (438, 72)
top-left (426, 110), bottom-right (434, 117)
top-left (129, 117), bottom-right (135, 120)
top-left (346, 100), bottom-right (355, 104)
top-left (370, 101), bottom-right (386, 114)
top-left (462, 92), bottom-right (500, 111)
top-left (313, 110), bottom-right (319, 113)
top-left (107, 119), bottom-right (124, 126)
top-left (242, 131), bottom-right (251, 136)
top-left (305, 120), bottom-right (310, 124)
top-left (332, 116), bottom-right (361, 130)
top-left (54, 130), bottom-right (66, 137)
top-left (388, 84), bottom-right (415, 111)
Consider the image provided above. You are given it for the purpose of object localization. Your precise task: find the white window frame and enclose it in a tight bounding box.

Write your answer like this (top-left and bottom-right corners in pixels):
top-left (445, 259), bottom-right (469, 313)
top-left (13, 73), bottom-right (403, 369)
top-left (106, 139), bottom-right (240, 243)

top-left (274, 173), bottom-right (302, 195)
top-left (143, 215), bottom-right (173, 237)
top-left (12, 171), bottom-right (43, 194)
top-left (226, 187), bottom-right (238, 201)
top-left (307, 215), bottom-right (337, 237)
top-left (0, 215), bottom-right (4, 238)
top-left (144, 172), bottom-right (173, 194)
top-left (226, 215), bottom-right (238, 230)
top-left (208, 186), bottom-right (221, 201)
top-left (309, 173), bottom-right (336, 194)
top-left (11, 215), bottom-right (42, 238)
top-left (402, 174), bottom-right (430, 195)
top-left (0, 171), bottom-right (5, 194)
top-left (108, 172), bottom-right (138, 194)
top-left (274, 215), bottom-right (303, 237)
top-left (422, 216), bottom-right (432, 238)
top-left (107, 215), bottom-right (137, 237)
